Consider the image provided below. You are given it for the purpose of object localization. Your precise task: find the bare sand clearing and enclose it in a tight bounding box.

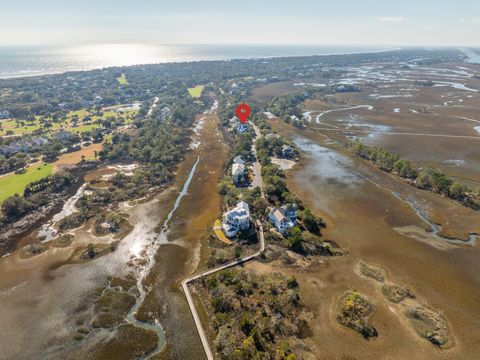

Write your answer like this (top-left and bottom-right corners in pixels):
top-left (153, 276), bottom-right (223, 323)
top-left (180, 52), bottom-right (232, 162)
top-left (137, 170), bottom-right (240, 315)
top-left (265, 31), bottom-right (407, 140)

top-left (54, 143), bottom-right (103, 171)
top-left (271, 156), bottom-right (296, 170)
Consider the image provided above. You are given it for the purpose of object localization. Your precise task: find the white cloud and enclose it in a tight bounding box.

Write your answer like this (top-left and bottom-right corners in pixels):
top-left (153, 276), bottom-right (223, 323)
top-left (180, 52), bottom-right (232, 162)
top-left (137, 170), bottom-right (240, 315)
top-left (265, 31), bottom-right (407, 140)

top-left (377, 16), bottom-right (405, 23)
top-left (459, 17), bottom-right (480, 23)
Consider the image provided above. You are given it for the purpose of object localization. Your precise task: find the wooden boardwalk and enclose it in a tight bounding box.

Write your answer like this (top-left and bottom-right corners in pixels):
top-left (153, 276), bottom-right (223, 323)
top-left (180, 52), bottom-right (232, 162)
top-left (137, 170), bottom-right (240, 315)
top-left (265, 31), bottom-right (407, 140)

top-left (182, 120), bottom-right (265, 360)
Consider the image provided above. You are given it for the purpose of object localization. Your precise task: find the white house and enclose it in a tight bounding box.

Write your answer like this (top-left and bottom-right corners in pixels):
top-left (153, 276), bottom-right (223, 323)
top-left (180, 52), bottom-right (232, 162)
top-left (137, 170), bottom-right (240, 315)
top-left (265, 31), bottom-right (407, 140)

top-left (269, 205), bottom-right (297, 234)
top-left (229, 116), bottom-right (240, 127)
top-left (236, 124), bottom-right (248, 133)
top-left (159, 106), bottom-right (171, 120)
top-left (232, 163), bottom-right (245, 185)
top-left (222, 201), bottom-right (251, 237)
top-left (233, 155), bottom-right (245, 165)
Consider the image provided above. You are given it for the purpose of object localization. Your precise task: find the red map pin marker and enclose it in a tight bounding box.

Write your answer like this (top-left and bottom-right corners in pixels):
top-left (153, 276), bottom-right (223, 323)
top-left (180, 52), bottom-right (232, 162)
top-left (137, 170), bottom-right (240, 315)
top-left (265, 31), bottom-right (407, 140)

top-left (236, 103), bottom-right (251, 124)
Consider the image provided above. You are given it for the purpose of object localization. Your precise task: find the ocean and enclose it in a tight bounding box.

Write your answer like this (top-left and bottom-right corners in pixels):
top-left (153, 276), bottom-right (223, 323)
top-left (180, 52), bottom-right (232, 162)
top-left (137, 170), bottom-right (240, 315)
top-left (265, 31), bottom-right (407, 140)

top-left (0, 44), bottom-right (391, 79)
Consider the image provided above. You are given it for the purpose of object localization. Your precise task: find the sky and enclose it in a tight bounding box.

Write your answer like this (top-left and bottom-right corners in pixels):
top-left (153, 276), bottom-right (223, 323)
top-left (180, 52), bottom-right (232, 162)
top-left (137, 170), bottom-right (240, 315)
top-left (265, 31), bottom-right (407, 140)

top-left (0, 0), bottom-right (479, 46)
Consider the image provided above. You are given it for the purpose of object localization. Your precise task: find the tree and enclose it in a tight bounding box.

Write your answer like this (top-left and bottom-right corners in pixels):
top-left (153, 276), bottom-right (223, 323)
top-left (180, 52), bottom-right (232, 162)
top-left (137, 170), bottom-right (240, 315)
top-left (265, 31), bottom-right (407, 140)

top-left (301, 208), bottom-right (319, 234)
top-left (240, 336), bottom-right (256, 357)
top-left (287, 276), bottom-right (298, 289)
top-left (240, 313), bottom-right (253, 335)
top-left (1, 194), bottom-right (31, 220)
top-left (87, 244), bottom-right (96, 258)
top-left (253, 197), bottom-right (268, 216)
top-left (287, 226), bottom-right (303, 251)
top-left (393, 159), bottom-right (416, 179)
top-left (448, 182), bottom-right (466, 200)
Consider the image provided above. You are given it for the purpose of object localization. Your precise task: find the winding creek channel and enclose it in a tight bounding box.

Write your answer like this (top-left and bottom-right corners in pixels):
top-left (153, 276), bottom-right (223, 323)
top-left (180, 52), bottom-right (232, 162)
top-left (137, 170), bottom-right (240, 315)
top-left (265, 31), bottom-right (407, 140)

top-left (293, 136), bottom-right (479, 247)
top-left (126, 156), bottom-right (200, 357)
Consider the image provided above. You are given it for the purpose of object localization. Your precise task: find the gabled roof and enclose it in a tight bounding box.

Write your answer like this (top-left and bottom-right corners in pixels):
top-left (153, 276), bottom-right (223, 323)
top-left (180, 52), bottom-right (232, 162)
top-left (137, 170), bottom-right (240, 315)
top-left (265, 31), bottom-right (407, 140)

top-left (232, 163), bottom-right (245, 176)
top-left (237, 201), bottom-right (249, 212)
top-left (233, 155), bottom-right (245, 165)
top-left (270, 205), bottom-right (296, 223)
top-left (271, 208), bottom-right (287, 223)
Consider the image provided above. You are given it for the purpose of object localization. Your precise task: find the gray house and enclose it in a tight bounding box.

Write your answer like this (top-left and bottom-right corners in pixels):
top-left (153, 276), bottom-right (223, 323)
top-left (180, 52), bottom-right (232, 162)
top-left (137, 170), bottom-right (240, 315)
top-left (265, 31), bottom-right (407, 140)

top-left (269, 205), bottom-right (297, 234)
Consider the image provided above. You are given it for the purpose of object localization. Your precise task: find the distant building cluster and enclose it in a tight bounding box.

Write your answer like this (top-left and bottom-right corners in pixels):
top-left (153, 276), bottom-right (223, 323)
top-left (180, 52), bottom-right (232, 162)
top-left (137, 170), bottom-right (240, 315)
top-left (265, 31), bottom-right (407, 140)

top-left (0, 109), bottom-right (10, 119)
top-left (0, 130), bottom-right (76, 156)
top-left (0, 137), bottom-right (49, 156)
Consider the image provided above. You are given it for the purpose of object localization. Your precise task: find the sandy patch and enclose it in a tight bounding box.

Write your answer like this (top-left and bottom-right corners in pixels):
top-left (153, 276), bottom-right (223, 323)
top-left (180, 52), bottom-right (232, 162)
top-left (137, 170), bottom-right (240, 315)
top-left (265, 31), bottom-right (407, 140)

top-left (271, 156), bottom-right (296, 170)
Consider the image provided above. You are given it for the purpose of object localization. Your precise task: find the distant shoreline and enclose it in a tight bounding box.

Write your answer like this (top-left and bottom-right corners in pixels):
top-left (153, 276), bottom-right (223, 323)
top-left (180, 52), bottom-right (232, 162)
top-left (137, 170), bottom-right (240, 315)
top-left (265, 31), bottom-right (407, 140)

top-left (0, 44), bottom-right (399, 80)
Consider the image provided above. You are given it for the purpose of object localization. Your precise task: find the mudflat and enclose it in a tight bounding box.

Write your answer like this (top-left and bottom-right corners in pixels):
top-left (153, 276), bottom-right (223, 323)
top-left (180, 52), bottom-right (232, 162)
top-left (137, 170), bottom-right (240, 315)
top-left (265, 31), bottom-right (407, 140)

top-left (136, 111), bottom-right (229, 360)
top-left (267, 118), bottom-right (480, 359)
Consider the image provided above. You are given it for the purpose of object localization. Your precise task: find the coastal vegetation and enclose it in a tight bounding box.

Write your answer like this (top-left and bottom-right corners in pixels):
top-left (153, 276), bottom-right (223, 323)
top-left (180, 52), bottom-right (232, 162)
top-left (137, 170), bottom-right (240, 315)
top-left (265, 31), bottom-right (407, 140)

top-left (358, 261), bottom-right (450, 347)
top-left (195, 269), bottom-right (306, 359)
top-left (336, 291), bottom-right (378, 339)
top-left (351, 139), bottom-right (480, 210)
top-left (0, 47), bottom-right (473, 359)
top-left (408, 305), bottom-right (449, 346)
top-left (266, 84), bottom-right (359, 127)
top-left (0, 48), bottom-right (459, 119)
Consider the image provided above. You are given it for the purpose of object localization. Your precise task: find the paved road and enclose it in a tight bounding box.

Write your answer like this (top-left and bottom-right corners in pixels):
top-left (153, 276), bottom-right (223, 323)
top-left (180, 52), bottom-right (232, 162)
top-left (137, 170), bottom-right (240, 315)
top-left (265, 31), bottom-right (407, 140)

top-left (248, 121), bottom-right (265, 192)
top-left (147, 96), bottom-right (159, 117)
top-left (182, 120), bottom-right (266, 360)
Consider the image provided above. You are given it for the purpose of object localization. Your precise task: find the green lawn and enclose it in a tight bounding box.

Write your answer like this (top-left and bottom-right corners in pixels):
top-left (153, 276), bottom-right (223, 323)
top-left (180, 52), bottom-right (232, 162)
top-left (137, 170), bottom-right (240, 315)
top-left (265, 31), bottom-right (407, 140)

top-left (0, 107), bottom-right (138, 137)
top-left (117, 74), bottom-right (128, 85)
top-left (66, 123), bottom-right (101, 133)
top-left (188, 85), bottom-right (205, 98)
top-left (0, 119), bottom-right (41, 136)
top-left (0, 163), bottom-right (54, 203)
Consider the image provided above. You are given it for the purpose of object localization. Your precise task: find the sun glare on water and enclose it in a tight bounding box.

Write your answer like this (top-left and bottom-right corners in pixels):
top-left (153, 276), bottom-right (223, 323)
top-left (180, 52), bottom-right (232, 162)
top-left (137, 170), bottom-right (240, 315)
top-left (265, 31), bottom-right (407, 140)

top-left (68, 44), bottom-right (165, 68)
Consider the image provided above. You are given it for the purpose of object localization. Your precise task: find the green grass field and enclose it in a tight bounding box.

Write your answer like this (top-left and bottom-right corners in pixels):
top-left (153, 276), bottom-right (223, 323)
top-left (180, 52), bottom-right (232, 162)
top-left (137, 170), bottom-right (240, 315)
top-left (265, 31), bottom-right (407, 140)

top-left (66, 123), bottom-right (101, 133)
top-left (0, 107), bottom-right (138, 137)
top-left (0, 163), bottom-right (54, 203)
top-left (188, 85), bottom-right (205, 98)
top-left (0, 119), bottom-right (41, 136)
top-left (117, 74), bottom-right (128, 85)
